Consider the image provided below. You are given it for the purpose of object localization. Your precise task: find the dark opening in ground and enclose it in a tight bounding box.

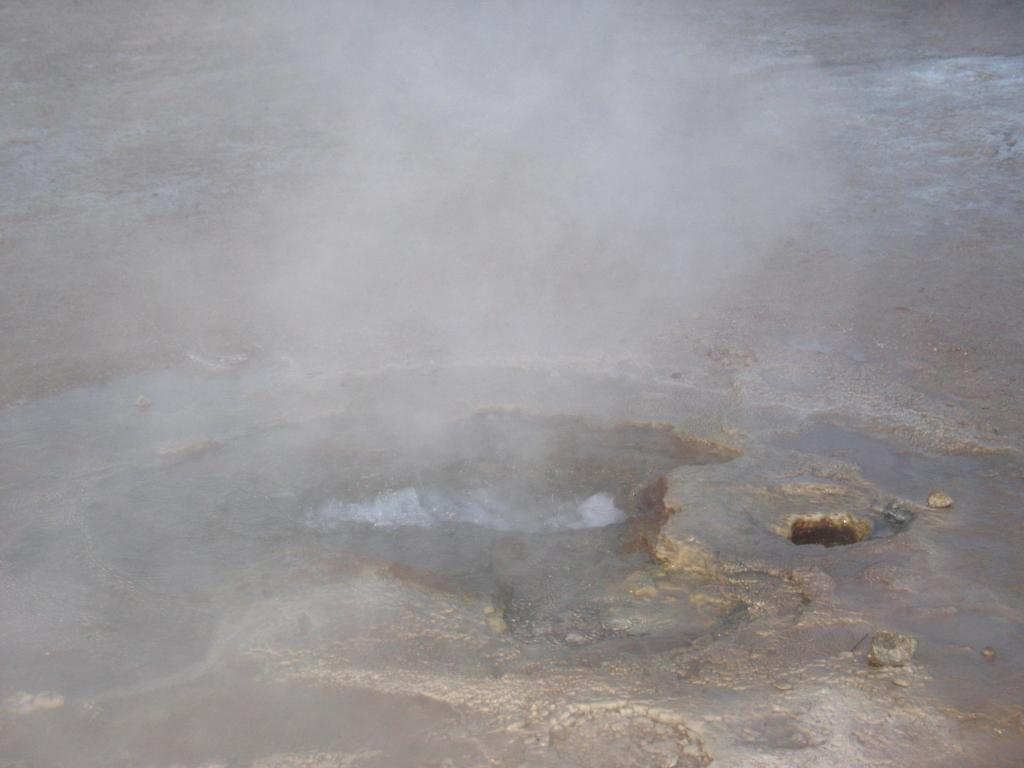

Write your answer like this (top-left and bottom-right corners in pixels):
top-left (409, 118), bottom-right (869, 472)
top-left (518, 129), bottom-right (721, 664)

top-left (788, 514), bottom-right (870, 547)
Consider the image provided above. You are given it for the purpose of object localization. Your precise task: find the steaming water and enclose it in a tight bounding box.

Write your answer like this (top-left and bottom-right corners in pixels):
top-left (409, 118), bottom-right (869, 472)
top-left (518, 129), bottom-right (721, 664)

top-left (3, 0), bottom-right (1024, 763)
top-left (309, 488), bottom-right (625, 532)
top-left (2, 362), bottom-right (1023, 766)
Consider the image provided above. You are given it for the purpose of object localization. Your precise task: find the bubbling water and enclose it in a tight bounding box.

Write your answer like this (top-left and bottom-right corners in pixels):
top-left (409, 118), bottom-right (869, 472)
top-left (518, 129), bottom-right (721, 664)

top-left (309, 488), bottom-right (626, 532)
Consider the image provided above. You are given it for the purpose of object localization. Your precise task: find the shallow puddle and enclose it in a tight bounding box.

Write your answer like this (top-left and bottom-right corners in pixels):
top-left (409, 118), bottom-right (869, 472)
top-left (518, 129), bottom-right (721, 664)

top-left (772, 422), bottom-right (1021, 499)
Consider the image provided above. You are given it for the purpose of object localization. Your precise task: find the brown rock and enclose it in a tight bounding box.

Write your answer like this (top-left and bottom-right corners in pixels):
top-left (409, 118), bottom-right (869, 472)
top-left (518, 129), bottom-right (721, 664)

top-left (867, 631), bottom-right (917, 667)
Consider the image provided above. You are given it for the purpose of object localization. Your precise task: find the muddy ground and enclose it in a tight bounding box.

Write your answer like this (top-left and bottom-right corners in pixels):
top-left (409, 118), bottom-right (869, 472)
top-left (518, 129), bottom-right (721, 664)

top-left (2, 1), bottom-right (1023, 766)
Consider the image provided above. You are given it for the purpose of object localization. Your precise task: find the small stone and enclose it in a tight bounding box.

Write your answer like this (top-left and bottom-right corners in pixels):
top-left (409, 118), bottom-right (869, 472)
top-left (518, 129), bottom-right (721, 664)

top-left (564, 631), bottom-right (587, 645)
top-left (927, 490), bottom-right (953, 509)
top-left (892, 678), bottom-right (912, 688)
top-left (773, 682), bottom-right (793, 691)
top-left (981, 646), bottom-right (997, 662)
top-left (135, 395), bottom-right (152, 411)
top-left (868, 631), bottom-right (917, 667)
top-left (882, 500), bottom-right (915, 530)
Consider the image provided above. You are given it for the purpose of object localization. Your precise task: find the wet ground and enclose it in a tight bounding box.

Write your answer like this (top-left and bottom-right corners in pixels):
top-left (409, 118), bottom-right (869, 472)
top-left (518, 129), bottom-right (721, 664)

top-left (3, 1), bottom-right (1024, 766)
top-left (1, 361), bottom-right (1022, 766)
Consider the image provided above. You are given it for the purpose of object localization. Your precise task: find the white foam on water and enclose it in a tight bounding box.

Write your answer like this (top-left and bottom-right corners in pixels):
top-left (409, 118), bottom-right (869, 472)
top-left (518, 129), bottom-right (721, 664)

top-left (308, 488), bottom-right (626, 532)
top-left (575, 492), bottom-right (626, 528)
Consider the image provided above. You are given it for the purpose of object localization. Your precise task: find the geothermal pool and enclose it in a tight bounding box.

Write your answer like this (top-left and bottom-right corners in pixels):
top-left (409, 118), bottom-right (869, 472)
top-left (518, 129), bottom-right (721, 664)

top-left (3, 1), bottom-right (1023, 764)
top-left (1, 360), bottom-right (1021, 766)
